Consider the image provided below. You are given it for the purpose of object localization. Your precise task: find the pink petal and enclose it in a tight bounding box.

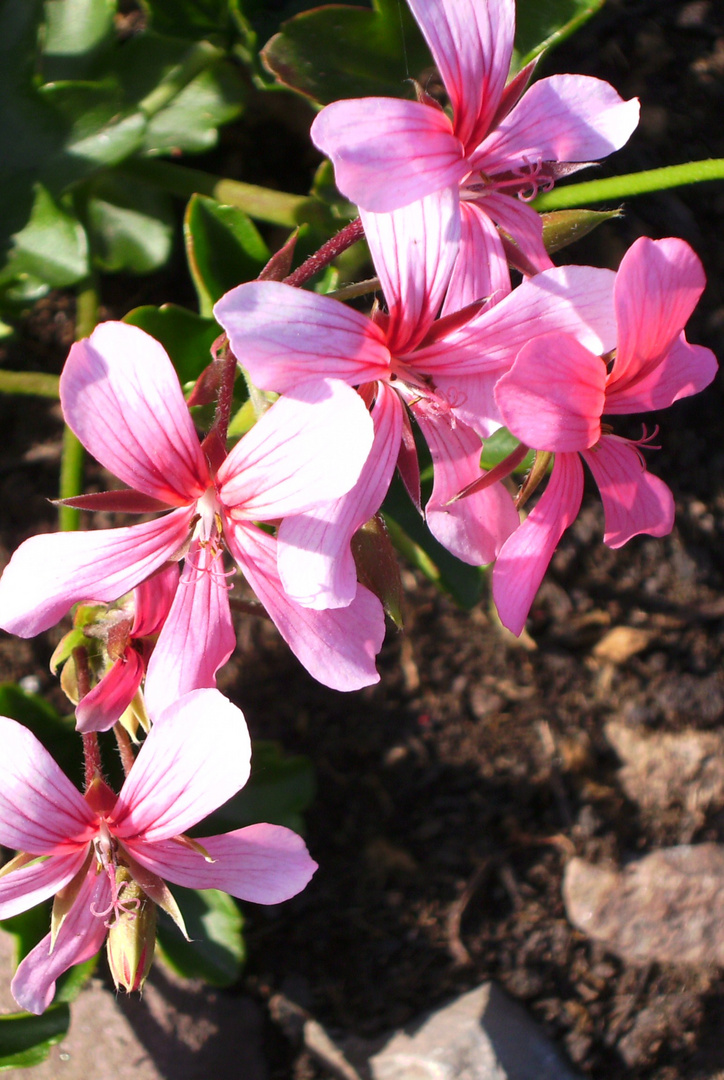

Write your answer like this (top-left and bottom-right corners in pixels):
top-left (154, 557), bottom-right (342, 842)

top-left (227, 523), bottom-right (384, 691)
top-left (75, 648), bottom-right (145, 734)
top-left (606, 335), bottom-right (718, 415)
top-left (213, 282), bottom-right (391, 393)
top-left (480, 191), bottom-right (554, 274)
top-left (123, 823), bottom-right (317, 905)
top-left (276, 383), bottom-right (402, 608)
top-left (408, 0), bottom-right (514, 149)
top-left (0, 508), bottom-right (195, 637)
top-left (410, 393), bottom-right (518, 564)
top-left (110, 689), bottom-right (251, 842)
top-left (61, 322), bottom-right (210, 506)
top-left (610, 236), bottom-right (710, 393)
top-left (0, 717), bottom-right (97, 854)
top-left (143, 544), bottom-right (236, 721)
top-left (414, 264), bottom-right (617, 376)
top-left (441, 201), bottom-right (511, 316)
top-left (311, 97), bottom-right (467, 213)
top-left (360, 187), bottom-right (461, 353)
top-left (0, 850), bottom-right (89, 921)
top-left (492, 453), bottom-right (584, 636)
top-left (581, 435), bottom-right (674, 548)
top-left (471, 74), bottom-right (639, 173)
top-left (495, 333), bottom-right (606, 452)
top-left (218, 379), bottom-right (374, 519)
top-left (434, 372), bottom-right (504, 438)
top-left (11, 867), bottom-right (109, 1014)
top-left (131, 563), bottom-right (179, 638)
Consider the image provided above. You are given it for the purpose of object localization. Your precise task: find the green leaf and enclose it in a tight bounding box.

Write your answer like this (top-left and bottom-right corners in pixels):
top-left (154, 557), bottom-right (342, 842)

top-left (382, 476), bottom-right (487, 609)
top-left (0, 906), bottom-right (49, 964)
top-left (0, 184), bottom-right (88, 291)
top-left (261, 0), bottom-right (431, 105)
top-left (0, 1005), bottom-right (70, 1070)
top-left (513, 0), bottom-right (606, 71)
top-left (87, 174), bottom-right (174, 274)
top-left (141, 0), bottom-right (234, 40)
top-left (480, 427), bottom-right (534, 471)
top-left (56, 955), bottom-right (99, 1003)
top-left (123, 304), bottom-right (220, 385)
top-left (41, 0), bottom-right (116, 82)
top-left (203, 740), bottom-right (316, 835)
top-left (144, 62), bottom-right (245, 155)
top-left (184, 194), bottom-right (270, 316)
top-left (156, 888), bottom-right (245, 987)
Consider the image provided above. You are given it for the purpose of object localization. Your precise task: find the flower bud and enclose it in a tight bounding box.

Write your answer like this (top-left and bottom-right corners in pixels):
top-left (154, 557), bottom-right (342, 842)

top-left (106, 869), bottom-right (157, 994)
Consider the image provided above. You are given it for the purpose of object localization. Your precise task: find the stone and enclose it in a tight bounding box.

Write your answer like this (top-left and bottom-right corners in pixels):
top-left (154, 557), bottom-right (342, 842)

top-left (0, 932), bottom-right (267, 1080)
top-left (605, 721), bottom-right (724, 815)
top-left (367, 982), bottom-right (582, 1080)
top-left (563, 844), bottom-right (724, 966)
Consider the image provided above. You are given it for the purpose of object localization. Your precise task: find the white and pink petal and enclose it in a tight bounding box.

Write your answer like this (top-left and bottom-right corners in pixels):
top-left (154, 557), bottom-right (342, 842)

top-left (110, 689), bottom-right (251, 842)
top-left (581, 436), bottom-right (674, 548)
top-left (123, 823), bottom-right (317, 905)
top-left (61, 322), bottom-right (210, 506)
top-left (214, 282), bottom-right (391, 393)
top-left (0, 507), bottom-right (195, 638)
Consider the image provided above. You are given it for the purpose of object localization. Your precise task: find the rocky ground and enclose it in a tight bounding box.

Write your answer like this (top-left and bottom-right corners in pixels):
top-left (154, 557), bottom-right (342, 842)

top-left (2, 0), bottom-right (724, 1077)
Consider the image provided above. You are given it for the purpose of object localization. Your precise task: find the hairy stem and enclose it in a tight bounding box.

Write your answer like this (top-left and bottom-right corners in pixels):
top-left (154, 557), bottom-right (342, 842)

top-left (532, 158), bottom-right (724, 211)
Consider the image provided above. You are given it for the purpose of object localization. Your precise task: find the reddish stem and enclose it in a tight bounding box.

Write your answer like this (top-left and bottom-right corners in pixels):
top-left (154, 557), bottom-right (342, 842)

top-left (74, 646), bottom-right (104, 790)
top-left (283, 218), bottom-right (365, 289)
top-left (114, 724), bottom-right (136, 778)
top-left (201, 342), bottom-right (239, 471)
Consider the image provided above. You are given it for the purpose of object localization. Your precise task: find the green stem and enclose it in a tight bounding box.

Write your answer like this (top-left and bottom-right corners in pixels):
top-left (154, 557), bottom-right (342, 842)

top-left (120, 158), bottom-right (330, 229)
top-left (59, 278), bottom-right (98, 532)
top-left (0, 371), bottom-right (59, 397)
top-left (532, 159), bottom-right (724, 211)
top-left (139, 41), bottom-right (223, 118)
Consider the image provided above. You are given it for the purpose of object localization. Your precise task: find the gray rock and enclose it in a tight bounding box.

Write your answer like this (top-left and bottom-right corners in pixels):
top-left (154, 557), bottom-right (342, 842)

top-left (605, 721), bottom-right (724, 816)
top-left (564, 844), bottom-right (724, 966)
top-left (367, 982), bottom-right (582, 1080)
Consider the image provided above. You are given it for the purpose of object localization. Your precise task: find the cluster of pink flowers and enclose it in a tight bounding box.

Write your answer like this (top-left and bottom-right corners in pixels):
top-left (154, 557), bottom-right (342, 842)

top-left (0, 0), bottom-right (717, 1014)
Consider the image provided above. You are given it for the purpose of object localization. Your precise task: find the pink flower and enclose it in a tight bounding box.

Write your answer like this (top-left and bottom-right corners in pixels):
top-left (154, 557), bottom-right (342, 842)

top-left (0, 689), bottom-right (317, 1014)
top-left (311, 0), bottom-right (639, 278)
top-left (0, 322), bottom-right (385, 700)
top-left (492, 237), bottom-right (718, 635)
top-left (215, 190), bottom-right (619, 607)
top-left (53, 565), bottom-right (179, 734)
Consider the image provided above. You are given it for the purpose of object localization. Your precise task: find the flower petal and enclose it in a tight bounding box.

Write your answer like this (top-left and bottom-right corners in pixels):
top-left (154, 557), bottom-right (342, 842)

top-left (433, 371), bottom-right (504, 438)
top-left (0, 508), bottom-right (195, 637)
top-left (0, 717), bottom-right (97, 854)
top-left (311, 97), bottom-right (466, 213)
top-left (143, 544), bottom-right (236, 720)
top-left (408, 0), bottom-right (514, 149)
top-left (276, 383), bottom-right (402, 608)
top-left (0, 851), bottom-right (89, 921)
top-left (581, 436), bottom-right (674, 548)
top-left (414, 264), bottom-right (616, 375)
top-left (606, 335), bottom-right (718, 415)
top-left (218, 379), bottom-right (373, 519)
top-left (124, 823), bottom-right (317, 905)
top-left (110, 689), bottom-right (251, 842)
top-left (441, 200), bottom-right (511, 316)
top-left (130, 563), bottom-right (179, 638)
top-left (227, 523), bottom-right (384, 691)
top-left (492, 453), bottom-right (584, 636)
top-left (472, 74), bottom-right (639, 174)
top-left (214, 281), bottom-right (391, 393)
top-left (360, 187), bottom-right (460, 353)
top-left (495, 332), bottom-right (606, 451)
top-left (409, 393), bottom-right (518, 564)
top-left (61, 322), bottom-right (210, 506)
top-left (75, 648), bottom-right (145, 734)
top-left (610, 236), bottom-right (710, 393)
top-left (481, 191), bottom-right (554, 274)
top-left (11, 867), bottom-right (109, 1014)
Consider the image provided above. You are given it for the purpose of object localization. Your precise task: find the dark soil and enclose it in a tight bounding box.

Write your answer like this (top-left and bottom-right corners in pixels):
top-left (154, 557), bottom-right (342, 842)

top-left (2, 1), bottom-right (724, 1078)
